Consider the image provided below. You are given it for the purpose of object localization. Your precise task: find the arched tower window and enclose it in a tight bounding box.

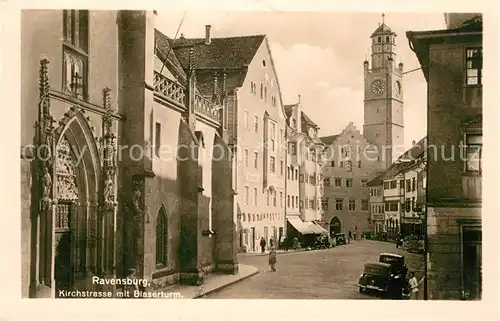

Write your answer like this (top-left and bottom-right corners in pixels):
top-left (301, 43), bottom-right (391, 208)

top-left (386, 36), bottom-right (389, 42)
top-left (260, 83), bottom-right (264, 99)
top-left (378, 36), bottom-right (381, 43)
top-left (156, 206), bottom-right (168, 267)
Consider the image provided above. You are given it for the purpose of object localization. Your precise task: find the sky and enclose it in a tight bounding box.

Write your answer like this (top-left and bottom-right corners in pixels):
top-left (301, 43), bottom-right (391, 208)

top-left (155, 12), bottom-right (447, 150)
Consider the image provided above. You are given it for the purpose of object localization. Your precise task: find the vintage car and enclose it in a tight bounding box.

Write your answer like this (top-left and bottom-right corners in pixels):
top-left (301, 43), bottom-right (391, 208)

top-left (358, 262), bottom-right (408, 298)
top-left (358, 262), bottom-right (393, 294)
top-left (334, 233), bottom-right (348, 245)
top-left (313, 234), bottom-right (330, 249)
top-left (404, 239), bottom-right (425, 253)
top-left (378, 253), bottom-right (408, 278)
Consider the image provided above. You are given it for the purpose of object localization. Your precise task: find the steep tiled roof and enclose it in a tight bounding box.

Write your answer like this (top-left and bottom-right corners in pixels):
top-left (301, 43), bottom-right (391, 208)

top-left (371, 23), bottom-right (396, 37)
top-left (398, 137), bottom-right (427, 161)
top-left (170, 35), bottom-right (266, 70)
top-left (319, 134), bottom-right (340, 145)
top-left (381, 162), bottom-right (412, 180)
top-left (154, 29), bottom-right (187, 82)
top-left (367, 172), bottom-right (386, 187)
top-left (301, 112), bottom-right (318, 128)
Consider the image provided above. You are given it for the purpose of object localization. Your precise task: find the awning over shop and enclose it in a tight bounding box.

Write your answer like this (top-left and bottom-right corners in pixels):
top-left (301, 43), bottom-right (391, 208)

top-left (287, 217), bottom-right (328, 235)
top-left (308, 221), bottom-right (329, 235)
top-left (287, 217), bottom-right (316, 235)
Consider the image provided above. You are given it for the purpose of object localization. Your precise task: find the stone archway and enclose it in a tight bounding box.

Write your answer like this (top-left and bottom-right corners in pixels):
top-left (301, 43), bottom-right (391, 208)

top-left (52, 112), bottom-right (101, 295)
top-left (329, 216), bottom-right (342, 236)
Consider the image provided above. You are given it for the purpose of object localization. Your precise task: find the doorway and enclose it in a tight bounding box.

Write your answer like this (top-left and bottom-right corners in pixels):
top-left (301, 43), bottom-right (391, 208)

top-left (329, 216), bottom-right (341, 236)
top-left (462, 225), bottom-right (482, 300)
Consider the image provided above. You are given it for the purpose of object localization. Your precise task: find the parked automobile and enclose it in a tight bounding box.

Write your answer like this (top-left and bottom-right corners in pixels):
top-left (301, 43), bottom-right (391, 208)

top-left (376, 231), bottom-right (388, 241)
top-left (378, 253), bottom-right (408, 279)
top-left (358, 261), bottom-right (409, 299)
top-left (313, 234), bottom-right (330, 249)
top-left (405, 239), bottom-right (425, 253)
top-left (334, 233), bottom-right (348, 245)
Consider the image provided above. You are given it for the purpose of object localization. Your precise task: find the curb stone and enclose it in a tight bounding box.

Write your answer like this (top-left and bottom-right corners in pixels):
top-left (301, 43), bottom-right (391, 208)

top-left (194, 268), bottom-right (260, 298)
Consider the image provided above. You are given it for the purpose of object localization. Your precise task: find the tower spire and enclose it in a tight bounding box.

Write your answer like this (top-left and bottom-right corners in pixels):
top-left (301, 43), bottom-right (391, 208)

top-left (382, 13), bottom-right (385, 24)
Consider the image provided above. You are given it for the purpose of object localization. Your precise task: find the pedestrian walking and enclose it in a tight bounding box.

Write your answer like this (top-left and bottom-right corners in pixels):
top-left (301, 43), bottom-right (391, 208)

top-left (408, 272), bottom-right (425, 300)
top-left (269, 246), bottom-right (277, 271)
top-left (260, 237), bottom-right (266, 253)
top-left (123, 268), bottom-right (140, 299)
top-left (269, 236), bottom-right (274, 248)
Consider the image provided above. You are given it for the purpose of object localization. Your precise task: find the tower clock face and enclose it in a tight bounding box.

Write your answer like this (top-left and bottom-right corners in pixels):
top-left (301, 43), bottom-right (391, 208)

top-left (371, 79), bottom-right (385, 95)
top-left (394, 81), bottom-right (401, 96)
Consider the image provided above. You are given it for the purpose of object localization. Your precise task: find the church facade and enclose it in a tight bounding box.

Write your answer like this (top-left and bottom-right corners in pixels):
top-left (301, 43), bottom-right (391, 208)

top-left (21, 10), bottom-right (237, 298)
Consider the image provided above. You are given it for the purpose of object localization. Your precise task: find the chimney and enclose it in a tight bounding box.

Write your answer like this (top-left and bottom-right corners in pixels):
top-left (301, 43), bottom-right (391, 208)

top-left (205, 25), bottom-right (212, 45)
top-left (412, 140), bottom-right (416, 145)
top-left (180, 33), bottom-right (185, 40)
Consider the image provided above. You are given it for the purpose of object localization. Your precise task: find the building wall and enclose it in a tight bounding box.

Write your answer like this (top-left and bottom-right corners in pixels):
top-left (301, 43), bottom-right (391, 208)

top-left (426, 32), bottom-right (482, 300)
top-left (322, 123), bottom-right (384, 235)
top-left (369, 185), bottom-right (385, 232)
top-left (427, 206), bottom-right (481, 300)
top-left (235, 40), bottom-right (286, 252)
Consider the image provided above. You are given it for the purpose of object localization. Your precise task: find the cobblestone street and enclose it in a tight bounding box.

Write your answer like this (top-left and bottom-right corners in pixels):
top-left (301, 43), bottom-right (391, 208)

top-left (205, 240), bottom-right (425, 299)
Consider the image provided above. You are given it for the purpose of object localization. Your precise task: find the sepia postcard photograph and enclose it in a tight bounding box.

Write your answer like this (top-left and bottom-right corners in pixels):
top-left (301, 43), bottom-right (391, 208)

top-left (1, 0), bottom-right (499, 320)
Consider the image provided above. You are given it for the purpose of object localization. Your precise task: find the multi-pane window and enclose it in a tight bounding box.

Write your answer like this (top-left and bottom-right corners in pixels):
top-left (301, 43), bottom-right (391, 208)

top-left (412, 177), bottom-right (416, 191)
top-left (266, 191), bottom-right (270, 206)
top-left (244, 149), bottom-right (249, 166)
top-left (331, 161), bottom-right (335, 167)
top-left (280, 192), bottom-right (283, 207)
top-left (346, 178), bottom-right (353, 188)
top-left (335, 178), bottom-right (342, 187)
top-left (406, 179), bottom-right (411, 192)
top-left (280, 160), bottom-right (284, 176)
top-left (466, 48), bottom-right (482, 86)
top-left (324, 178), bottom-right (330, 186)
top-left (155, 207), bottom-right (168, 267)
top-left (291, 142), bottom-right (297, 155)
top-left (361, 200), bottom-right (368, 211)
top-left (390, 180), bottom-right (397, 189)
top-left (270, 156), bottom-right (276, 173)
top-left (348, 200), bottom-right (356, 211)
top-left (405, 199), bottom-right (411, 212)
top-left (335, 199), bottom-right (343, 211)
top-left (273, 191), bottom-right (277, 207)
top-left (253, 152), bottom-right (259, 169)
top-left (383, 181), bottom-right (390, 190)
top-left (361, 180), bottom-right (367, 187)
top-left (322, 198), bottom-right (328, 210)
top-left (465, 134), bottom-right (482, 172)
top-left (384, 201), bottom-right (399, 212)
top-left (63, 10), bottom-right (89, 99)
top-left (287, 195), bottom-right (290, 207)
top-left (254, 116), bottom-right (259, 133)
top-left (253, 187), bottom-right (258, 206)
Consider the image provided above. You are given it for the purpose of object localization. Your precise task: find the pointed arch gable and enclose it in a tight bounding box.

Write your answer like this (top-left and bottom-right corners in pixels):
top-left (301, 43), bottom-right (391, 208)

top-left (54, 110), bottom-right (101, 202)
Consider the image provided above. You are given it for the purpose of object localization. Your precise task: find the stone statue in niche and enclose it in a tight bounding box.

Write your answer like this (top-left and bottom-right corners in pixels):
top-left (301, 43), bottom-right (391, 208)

top-left (103, 167), bottom-right (116, 210)
top-left (131, 179), bottom-right (151, 223)
top-left (42, 165), bottom-right (52, 209)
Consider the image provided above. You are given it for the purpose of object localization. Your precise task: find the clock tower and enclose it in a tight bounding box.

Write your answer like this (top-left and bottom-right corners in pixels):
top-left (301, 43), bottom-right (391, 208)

top-left (363, 14), bottom-right (404, 169)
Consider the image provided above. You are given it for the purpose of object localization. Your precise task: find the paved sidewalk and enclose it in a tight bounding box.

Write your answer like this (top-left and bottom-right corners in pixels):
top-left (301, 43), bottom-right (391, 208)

top-left (238, 248), bottom-right (308, 257)
top-left (163, 264), bottom-right (259, 299)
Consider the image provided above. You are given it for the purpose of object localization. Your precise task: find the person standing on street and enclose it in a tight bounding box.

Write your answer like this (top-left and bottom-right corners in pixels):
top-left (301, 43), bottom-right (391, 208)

top-left (260, 237), bottom-right (266, 253)
top-left (269, 246), bottom-right (277, 271)
top-left (408, 272), bottom-right (425, 300)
